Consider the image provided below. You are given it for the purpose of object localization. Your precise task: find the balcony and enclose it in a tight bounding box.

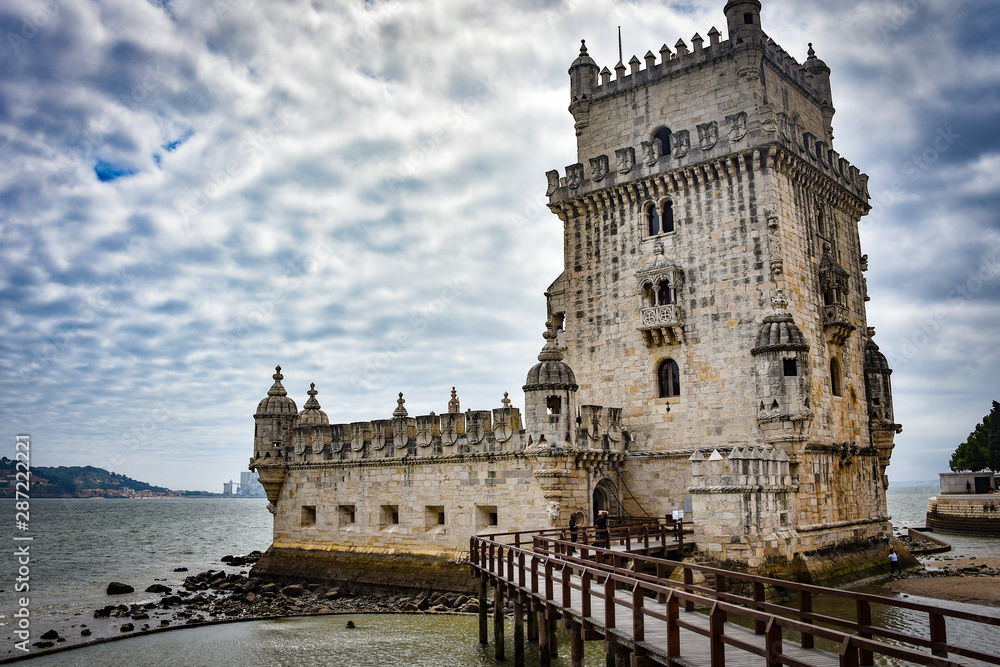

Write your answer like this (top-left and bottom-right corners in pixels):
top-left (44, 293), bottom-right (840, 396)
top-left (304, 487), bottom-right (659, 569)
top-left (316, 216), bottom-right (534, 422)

top-left (823, 303), bottom-right (855, 345)
top-left (638, 305), bottom-right (684, 346)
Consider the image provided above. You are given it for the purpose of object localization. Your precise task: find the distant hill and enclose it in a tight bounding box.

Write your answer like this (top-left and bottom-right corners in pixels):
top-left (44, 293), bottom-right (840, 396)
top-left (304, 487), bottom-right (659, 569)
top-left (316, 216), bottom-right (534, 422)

top-left (0, 458), bottom-right (171, 497)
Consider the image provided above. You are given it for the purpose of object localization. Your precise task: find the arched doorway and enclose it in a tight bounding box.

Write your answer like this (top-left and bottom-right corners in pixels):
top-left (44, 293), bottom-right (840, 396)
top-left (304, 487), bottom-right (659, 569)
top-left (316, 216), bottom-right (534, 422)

top-left (592, 478), bottom-right (620, 522)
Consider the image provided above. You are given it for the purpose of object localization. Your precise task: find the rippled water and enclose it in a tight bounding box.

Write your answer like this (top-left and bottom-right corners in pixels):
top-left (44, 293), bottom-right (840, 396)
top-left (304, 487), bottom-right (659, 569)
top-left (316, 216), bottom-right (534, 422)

top-left (2, 487), bottom-right (999, 665)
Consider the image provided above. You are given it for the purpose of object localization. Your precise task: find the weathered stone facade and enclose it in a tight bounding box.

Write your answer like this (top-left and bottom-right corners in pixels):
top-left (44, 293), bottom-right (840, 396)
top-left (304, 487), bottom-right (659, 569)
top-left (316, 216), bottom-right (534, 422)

top-left (250, 0), bottom-right (902, 591)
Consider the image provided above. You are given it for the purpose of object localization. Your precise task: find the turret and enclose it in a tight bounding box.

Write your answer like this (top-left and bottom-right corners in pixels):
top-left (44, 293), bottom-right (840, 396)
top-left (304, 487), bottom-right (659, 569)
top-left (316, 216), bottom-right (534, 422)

top-left (523, 322), bottom-right (579, 449)
top-left (253, 365), bottom-right (297, 460)
top-left (751, 313), bottom-right (813, 442)
top-left (568, 40), bottom-right (599, 139)
top-left (724, 0), bottom-right (762, 45)
top-left (804, 43), bottom-right (836, 143)
top-left (725, 0), bottom-right (764, 80)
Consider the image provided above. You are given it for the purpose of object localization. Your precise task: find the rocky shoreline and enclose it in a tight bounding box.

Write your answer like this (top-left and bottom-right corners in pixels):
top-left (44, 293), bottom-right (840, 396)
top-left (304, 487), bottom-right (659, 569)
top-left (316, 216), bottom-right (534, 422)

top-left (18, 551), bottom-right (490, 658)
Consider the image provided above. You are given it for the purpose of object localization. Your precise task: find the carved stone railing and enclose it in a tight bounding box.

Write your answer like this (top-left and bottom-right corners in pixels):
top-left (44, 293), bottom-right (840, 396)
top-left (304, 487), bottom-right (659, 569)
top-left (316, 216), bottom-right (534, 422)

top-left (638, 305), bottom-right (684, 346)
top-left (822, 303), bottom-right (854, 345)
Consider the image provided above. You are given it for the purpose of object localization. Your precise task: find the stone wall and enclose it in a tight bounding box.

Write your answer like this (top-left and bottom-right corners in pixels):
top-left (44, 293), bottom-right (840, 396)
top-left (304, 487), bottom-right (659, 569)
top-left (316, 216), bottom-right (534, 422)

top-left (927, 495), bottom-right (1000, 537)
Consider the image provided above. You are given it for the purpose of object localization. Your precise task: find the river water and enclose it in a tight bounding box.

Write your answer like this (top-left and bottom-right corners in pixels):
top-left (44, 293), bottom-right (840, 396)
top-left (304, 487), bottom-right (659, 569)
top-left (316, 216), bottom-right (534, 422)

top-left (1, 486), bottom-right (998, 665)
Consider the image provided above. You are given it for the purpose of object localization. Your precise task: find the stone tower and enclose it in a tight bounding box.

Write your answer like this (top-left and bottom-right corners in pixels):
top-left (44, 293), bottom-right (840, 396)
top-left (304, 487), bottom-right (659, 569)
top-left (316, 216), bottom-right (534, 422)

top-left (545, 0), bottom-right (899, 570)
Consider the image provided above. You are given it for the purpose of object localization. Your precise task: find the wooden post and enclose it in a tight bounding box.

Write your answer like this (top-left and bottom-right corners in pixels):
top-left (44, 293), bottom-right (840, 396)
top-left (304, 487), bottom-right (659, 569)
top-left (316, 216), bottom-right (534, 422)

top-left (714, 574), bottom-right (728, 623)
top-left (709, 602), bottom-right (726, 667)
top-left (753, 581), bottom-right (766, 635)
top-left (479, 575), bottom-right (489, 645)
top-left (930, 612), bottom-right (948, 657)
top-left (765, 617), bottom-right (782, 667)
top-left (528, 608), bottom-right (538, 643)
top-left (604, 575), bottom-right (616, 630)
top-left (549, 614), bottom-right (559, 657)
top-left (495, 584), bottom-right (505, 661)
top-left (571, 620), bottom-right (584, 667)
top-left (839, 637), bottom-right (859, 667)
top-left (683, 568), bottom-right (694, 612)
top-left (799, 590), bottom-right (814, 649)
top-left (605, 642), bottom-right (616, 667)
top-left (514, 596), bottom-right (525, 667)
top-left (856, 599), bottom-right (873, 666)
top-left (632, 585), bottom-right (645, 644)
top-left (666, 592), bottom-right (680, 659)
top-left (539, 606), bottom-right (551, 667)
top-left (582, 570), bottom-right (592, 620)
top-left (656, 562), bottom-right (667, 604)
top-left (614, 643), bottom-right (632, 667)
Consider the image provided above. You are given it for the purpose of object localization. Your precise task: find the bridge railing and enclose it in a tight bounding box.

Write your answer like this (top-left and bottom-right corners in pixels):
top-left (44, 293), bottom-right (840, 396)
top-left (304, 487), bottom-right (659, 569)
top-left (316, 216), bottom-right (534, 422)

top-left (470, 533), bottom-right (1000, 667)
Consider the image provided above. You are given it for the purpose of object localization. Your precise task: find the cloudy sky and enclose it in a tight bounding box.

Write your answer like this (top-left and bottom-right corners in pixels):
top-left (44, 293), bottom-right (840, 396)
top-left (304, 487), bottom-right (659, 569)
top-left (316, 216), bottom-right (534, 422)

top-left (1, 0), bottom-right (997, 492)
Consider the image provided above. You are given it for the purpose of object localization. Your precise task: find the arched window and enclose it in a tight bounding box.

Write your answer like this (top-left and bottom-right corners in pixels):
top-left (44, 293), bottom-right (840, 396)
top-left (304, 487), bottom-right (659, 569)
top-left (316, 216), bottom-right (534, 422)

top-left (658, 359), bottom-right (681, 398)
top-left (653, 127), bottom-right (672, 157)
top-left (646, 204), bottom-right (660, 236)
top-left (830, 358), bottom-right (843, 397)
top-left (657, 280), bottom-right (672, 306)
top-left (643, 284), bottom-right (656, 307)
top-left (661, 200), bottom-right (675, 233)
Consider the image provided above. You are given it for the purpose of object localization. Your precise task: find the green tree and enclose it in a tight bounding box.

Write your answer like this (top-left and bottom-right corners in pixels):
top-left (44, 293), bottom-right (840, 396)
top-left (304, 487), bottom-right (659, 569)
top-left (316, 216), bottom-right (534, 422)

top-left (950, 401), bottom-right (1000, 471)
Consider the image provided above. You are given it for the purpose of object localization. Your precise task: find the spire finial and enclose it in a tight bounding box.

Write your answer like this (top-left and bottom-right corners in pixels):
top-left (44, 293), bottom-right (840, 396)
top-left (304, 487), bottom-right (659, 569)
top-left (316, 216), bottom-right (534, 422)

top-left (393, 392), bottom-right (408, 418)
top-left (303, 382), bottom-right (321, 410)
top-left (501, 392), bottom-right (512, 408)
top-left (807, 43), bottom-right (816, 59)
top-left (580, 39), bottom-right (588, 56)
top-left (267, 365), bottom-right (287, 397)
top-left (537, 320), bottom-right (565, 362)
top-left (448, 387), bottom-right (460, 414)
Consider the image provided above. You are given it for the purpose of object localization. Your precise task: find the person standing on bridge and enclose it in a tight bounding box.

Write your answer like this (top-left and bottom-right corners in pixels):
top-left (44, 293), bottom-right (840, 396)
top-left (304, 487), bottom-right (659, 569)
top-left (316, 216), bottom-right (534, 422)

top-left (568, 511), bottom-right (580, 556)
top-left (596, 510), bottom-right (609, 549)
top-left (888, 548), bottom-right (902, 576)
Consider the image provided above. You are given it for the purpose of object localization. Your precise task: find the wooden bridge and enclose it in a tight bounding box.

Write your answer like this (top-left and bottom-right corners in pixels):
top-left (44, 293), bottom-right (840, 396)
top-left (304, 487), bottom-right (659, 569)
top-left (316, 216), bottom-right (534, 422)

top-left (469, 521), bottom-right (1000, 667)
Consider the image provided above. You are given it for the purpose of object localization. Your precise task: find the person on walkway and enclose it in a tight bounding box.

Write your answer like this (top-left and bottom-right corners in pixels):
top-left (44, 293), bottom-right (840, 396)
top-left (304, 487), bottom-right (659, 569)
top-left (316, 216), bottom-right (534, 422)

top-left (596, 510), bottom-right (609, 549)
top-left (889, 548), bottom-right (902, 576)
top-left (568, 512), bottom-right (579, 556)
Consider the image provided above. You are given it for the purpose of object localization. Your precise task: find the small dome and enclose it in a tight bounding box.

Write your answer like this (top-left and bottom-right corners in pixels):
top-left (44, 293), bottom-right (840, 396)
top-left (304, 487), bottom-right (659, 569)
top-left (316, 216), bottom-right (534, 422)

top-left (256, 366), bottom-right (298, 416)
top-left (296, 383), bottom-right (329, 427)
top-left (570, 39), bottom-right (597, 70)
top-left (524, 323), bottom-right (578, 391)
top-left (865, 339), bottom-right (891, 373)
top-left (752, 315), bottom-right (809, 354)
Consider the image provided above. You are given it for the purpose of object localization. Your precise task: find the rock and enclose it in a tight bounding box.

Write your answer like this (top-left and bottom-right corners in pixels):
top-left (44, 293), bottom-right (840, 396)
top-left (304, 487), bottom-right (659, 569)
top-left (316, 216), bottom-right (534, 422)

top-left (107, 582), bottom-right (135, 595)
top-left (260, 583), bottom-right (278, 594)
top-left (160, 595), bottom-right (183, 606)
top-left (81, 629), bottom-right (92, 637)
top-left (454, 595), bottom-right (470, 607)
top-left (40, 630), bottom-right (59, 640)
top-left (324, 588), bottom-right (342, 600)
top-left (221, 555), bottom-right (235, 562)
top-left (401, 602), bottom-right (419, 611)
top-left (93, 606), bottom-right (114, 619)
top-left (281, 584), bottom-right (304, 598)
top-left (345, 620), bottom-right (356, 629)
top-left (173, 567), bottom-right (189, 572)
top-left (461, 602), bottom-right (480, 613)
top-left (120, 623), bottom-right (134, 633)
top-left (146, 584), bottom-right (171, 594)
top-left (160, 620), bottom-right (170, 627)
top-left (33, 642), bottom-right (55, 649)
top-left (132, 612), bottom-right (150, 620)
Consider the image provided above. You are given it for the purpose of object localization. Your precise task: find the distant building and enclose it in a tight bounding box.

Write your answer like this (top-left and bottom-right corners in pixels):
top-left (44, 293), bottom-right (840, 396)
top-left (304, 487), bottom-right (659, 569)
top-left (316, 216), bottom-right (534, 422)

top-left (238, 471), bottom-right (266, 498)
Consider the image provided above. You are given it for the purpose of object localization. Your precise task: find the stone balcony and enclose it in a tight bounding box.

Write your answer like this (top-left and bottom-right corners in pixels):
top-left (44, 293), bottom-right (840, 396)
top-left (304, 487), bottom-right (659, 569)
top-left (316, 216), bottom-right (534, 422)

top-left (638, 304), bottom-right (685, 346)
top-left (823, 303), bottom-right (855, 345)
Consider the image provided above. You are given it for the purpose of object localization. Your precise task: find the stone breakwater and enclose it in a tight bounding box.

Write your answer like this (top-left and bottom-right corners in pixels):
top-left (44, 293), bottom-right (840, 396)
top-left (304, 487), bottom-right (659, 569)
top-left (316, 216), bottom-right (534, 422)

top-left (17, 552), bottom-right (490, 657)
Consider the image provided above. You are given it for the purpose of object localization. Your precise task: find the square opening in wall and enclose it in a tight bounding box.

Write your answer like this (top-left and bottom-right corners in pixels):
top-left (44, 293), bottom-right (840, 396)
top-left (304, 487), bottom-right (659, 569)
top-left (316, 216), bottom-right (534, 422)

top-left (380, 504), bottom-right (399, 528)
top-left (783, 359), bottom-right (798, 377)
top-left (300, 505), bottom-right (316, 527)
top-left (338, 504), bottom-right (356, 526)
top-left (476, 505), bottom-right (499, 530)
top-left (425, 505), bottom-right (445, 529)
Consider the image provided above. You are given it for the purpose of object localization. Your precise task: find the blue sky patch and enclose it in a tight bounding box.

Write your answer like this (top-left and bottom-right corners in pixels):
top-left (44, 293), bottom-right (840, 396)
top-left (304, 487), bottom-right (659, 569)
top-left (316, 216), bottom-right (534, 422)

top-left (94, 160), bottom-right (137, 182)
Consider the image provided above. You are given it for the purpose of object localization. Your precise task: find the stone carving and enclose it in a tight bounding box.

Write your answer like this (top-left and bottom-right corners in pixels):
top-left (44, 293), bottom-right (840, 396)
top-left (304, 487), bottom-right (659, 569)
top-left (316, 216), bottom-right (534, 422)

top-left (466, 410), bottom-right (490, 445)
top-left (606, 408), bottom-right (622, 442)
top-left (589, 155), bottom-right (609, 182)
top-left (311, 435), bottom-right (325, 455)
top-left (545, 169), bottom-right (560, 196)
top-left (672, 130), bottom-right (690, 158)
top-left (440, 412), bottom-right (463, 446)
top-left (371, 419), bottom-right (390, 450)
top-left (641, 140), bottom-right (661, 166)
top-left (350, 423), bottom-right (366, 452)
top-left (392, 417), bottom-right (410, 449)
top-left (615, 147), bottom-right (635, 174)
top-left (566, 163), bottom-right (584, 189)
top-left (416, 415), bottom-right (436, 448)
top-left (547, 501), bottom-right (561, 524)
top-left (727, 112), bottom-right (748, 142)
top-left (697, 121), bottom-right (718, 150)
top-left (294, 438), bottom-right (306, 455)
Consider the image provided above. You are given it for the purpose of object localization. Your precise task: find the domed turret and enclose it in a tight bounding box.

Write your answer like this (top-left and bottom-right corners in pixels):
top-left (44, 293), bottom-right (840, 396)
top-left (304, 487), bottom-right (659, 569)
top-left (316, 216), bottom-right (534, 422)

top-left (568, 40), bottom-right (599, 138)
top-left (751, 314), bottom-right (812, 428)
top-left (253, 366), bottom-right (297, 460)
top-left (256, 365), bottom-right (298, 416)
top-left (296, 383), bottom-right (329, 427)
top-left (752, 314), bottom-right (809, 353)
top-left (804, 43), bottom-right (835, 142)
top-left (524, 322), bottom-right (579, 449)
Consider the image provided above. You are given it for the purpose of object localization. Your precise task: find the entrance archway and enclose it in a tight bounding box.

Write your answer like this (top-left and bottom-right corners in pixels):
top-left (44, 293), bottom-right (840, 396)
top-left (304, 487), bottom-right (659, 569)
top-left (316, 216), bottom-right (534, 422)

top-left (592, 478), bottom-right (620, 522)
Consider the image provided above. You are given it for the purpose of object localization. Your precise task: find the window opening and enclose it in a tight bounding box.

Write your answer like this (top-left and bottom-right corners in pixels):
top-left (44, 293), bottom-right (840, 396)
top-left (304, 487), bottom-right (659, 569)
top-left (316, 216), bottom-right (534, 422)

top-left (546, 396), bottom-right (562, 415)
top-left (658, 359), bottom-right (681, 398)
top-left (662, 201), bottom-right (675, 233)
top-left (657, 281), bottom-right (672, 306)
top-left (830, 358), bottom-right (843, 397)
top-left (744, 12), bottom-right (754, 24)
top-left (647, 204), bottom-right (660, 236)
top-left (783, 359), bottom-right (798, 377)
top-left (653, 127), bottom-right (672, 157)
top-left (301, 506), bottom-right (316, 527)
